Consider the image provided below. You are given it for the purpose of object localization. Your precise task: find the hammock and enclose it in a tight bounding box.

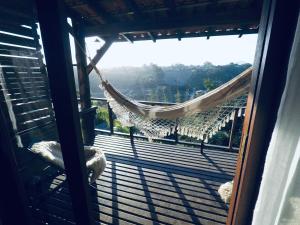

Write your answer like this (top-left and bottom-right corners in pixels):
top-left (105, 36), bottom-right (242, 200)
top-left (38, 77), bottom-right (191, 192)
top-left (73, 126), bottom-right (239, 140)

top-left (92, 61), bottom-right (252, 142)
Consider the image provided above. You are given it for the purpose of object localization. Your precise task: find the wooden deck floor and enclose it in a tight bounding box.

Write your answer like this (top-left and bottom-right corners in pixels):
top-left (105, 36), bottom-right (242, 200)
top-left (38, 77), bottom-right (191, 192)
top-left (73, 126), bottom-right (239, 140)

top-left (32, 134), bottom-right (238, 225)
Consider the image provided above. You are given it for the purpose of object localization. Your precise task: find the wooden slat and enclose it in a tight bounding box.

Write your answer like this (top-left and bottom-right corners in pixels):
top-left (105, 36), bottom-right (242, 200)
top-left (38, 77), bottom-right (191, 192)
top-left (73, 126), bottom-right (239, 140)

top-left (0, 56), bottom-right (40, 67)
top-left (12, 100), bottom-right (51, 113)
top-left (0, 23), bottom-right (34, 38)
top-left (0, 33), bottom-right (36, 48)
top-left (1, 67), bottom-right (42, 73)
top-left (0, 48), bottom-right (37, 57)
top-left (3, 95), bottom-right (49, 104)
top-left (16, 108), bottom-right (53, 123)
top-left (0, 42), bottom-right (36, 52)
top-left (18, 115), bottom-right (54, 131)
top-left (4, 90), bottom-right (48, 99)
top-left (3, 81), bottom-right (46, 89)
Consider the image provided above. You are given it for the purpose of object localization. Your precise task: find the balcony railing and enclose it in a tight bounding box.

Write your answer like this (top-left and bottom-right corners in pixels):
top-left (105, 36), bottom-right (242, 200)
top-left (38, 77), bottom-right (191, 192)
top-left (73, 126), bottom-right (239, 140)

top-left (89, 97), bottom-right (242, 153)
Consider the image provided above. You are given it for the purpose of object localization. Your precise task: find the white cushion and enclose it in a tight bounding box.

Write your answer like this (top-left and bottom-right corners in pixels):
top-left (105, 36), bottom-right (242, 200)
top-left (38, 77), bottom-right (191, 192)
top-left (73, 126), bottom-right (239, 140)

top-left (31, 141), bottom-right (106, 183)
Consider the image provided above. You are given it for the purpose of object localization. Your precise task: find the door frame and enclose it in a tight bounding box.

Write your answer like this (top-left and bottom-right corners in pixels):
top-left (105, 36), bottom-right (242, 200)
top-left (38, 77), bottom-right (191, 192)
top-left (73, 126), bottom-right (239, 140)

top-left (227, 0), bottom-right (299, 224)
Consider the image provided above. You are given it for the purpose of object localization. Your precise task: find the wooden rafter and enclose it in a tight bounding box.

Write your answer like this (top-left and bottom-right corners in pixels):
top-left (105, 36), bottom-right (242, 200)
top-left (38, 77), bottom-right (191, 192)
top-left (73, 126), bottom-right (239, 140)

top-left (147, 31), bottom-right (156, 42)
top-left (120, 33), bottom-right (134, 43)
top-left (123, 0), bottom-right (143, 19)
top-left (72, 0), bottom-right (114, 24)
top-left (86, 39), bottom-right (113, 75)
top-left (164, 0), bottom-right (176, 17)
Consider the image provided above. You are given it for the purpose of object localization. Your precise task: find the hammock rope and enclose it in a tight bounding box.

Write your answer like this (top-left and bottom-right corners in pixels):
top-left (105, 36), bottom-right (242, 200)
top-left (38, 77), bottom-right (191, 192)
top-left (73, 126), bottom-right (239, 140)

top-left (75, 39), bottom-right (252, 142)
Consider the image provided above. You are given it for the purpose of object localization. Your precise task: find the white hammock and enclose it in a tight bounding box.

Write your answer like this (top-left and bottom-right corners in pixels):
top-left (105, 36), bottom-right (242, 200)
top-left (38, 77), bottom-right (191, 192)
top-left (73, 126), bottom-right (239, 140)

top-left (91, 59), bottom-right (252, 142)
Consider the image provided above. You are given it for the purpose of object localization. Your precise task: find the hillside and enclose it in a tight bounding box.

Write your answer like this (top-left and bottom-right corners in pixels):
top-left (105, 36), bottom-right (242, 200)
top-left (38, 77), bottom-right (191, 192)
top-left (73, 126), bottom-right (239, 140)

top-left (76, 62), bottom-right (251, 103)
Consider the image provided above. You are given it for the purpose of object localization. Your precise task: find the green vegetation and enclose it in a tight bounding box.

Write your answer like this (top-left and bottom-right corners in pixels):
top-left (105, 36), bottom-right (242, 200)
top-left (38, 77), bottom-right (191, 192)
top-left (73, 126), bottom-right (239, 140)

top-left (84, 62), bottom-right (251, 103)
top-left (94, 106), bottom-right (130, 133)
top-left (95, 107), bottom-right (109, 126)
top-left (114, 120), bottom-right (130, 133)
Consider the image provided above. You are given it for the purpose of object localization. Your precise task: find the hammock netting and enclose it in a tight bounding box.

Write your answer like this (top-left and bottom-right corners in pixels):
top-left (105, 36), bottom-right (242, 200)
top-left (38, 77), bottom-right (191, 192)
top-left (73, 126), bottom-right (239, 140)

top-left (106, 90), bottom-right (247, 142)
top-left (93, 64), bottom-right (252, 142)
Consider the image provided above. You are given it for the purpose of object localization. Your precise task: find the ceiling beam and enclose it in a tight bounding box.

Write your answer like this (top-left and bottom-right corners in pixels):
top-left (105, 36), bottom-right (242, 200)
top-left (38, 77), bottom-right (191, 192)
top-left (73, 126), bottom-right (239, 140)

top-left (114, 28), bottom-right (258, 42)
top-left (164, 0), bottom-right (176, 17)
top-left (122, 0), bottom-right (143, 19)
top-left (72, 0), bottom-right (114, 23)
top-left (84, 8), bottom-right (260, 37)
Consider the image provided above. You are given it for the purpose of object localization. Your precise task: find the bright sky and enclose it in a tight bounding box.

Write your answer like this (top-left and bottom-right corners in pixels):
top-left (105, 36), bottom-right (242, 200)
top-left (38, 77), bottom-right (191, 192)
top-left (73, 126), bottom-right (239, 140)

top-left (82, 34), bottom-right (257, 68)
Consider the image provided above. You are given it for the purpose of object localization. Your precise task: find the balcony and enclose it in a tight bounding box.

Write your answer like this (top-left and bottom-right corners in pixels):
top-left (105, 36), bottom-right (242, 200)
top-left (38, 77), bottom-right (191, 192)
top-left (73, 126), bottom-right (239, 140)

top-left (31, 133), bottom-right (237, 225)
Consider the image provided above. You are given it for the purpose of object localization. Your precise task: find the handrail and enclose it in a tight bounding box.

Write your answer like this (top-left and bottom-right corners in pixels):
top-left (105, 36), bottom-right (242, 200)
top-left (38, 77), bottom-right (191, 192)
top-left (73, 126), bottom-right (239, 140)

top-left (87, 96), bottom-right (243, 153)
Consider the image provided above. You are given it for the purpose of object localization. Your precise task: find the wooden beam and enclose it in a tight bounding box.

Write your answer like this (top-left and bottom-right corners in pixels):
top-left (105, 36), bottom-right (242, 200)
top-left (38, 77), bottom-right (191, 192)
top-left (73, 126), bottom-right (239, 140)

top-left (73, 20), bottom-right (95, 145)
top-left (0, 107), bottom-right (31, 225)
top-left (112, 28), bottom-right (258, 42)
top-left (147, 32), bottom-right (156, 42)
top-left (164, 0), bottom-right (176, 17)
top-left (123, 0), bottom-right (143, 19)
top-left (84, 8), bottom-right (260, 36)
top-left (227, 0), bottom-right (300, 224)
top-left (121, 33), bottom-right (134, 43)
top-left (86, 39), bottom-right (113, 75)
top-left (35, 1), bottom-right (94, 225)
top-left (177, 31), bottom-right (182, 41)
top-left (74, 0), bottom-right (114, 23)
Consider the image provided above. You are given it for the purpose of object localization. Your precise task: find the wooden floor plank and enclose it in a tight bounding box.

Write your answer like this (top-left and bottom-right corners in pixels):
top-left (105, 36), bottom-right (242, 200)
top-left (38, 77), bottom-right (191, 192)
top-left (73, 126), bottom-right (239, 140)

top-left (32, 134), bottom-right (237, 225)
top-left (95, 141), bottom-right (237, 171)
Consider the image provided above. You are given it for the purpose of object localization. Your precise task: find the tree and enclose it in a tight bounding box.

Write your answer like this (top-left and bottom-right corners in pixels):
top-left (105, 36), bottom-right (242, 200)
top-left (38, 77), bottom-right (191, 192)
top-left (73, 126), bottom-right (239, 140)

top-left (175, 88), bottom-right (181, 103)
top-left (203, 78), bottom-right (217, 91)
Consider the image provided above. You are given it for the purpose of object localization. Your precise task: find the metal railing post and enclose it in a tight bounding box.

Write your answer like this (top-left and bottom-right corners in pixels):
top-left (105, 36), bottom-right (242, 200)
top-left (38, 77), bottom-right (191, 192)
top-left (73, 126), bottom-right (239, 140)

top-left (228, 108), bottom-right (239, 151)
top-left (129, 127), bottom-right (134, 144)
top-left (200, 139), bottom-right (205, 154)
top-left (174, 125), bottom-right (179, 144)
top-left (107, 103), bottom-right (114, 134)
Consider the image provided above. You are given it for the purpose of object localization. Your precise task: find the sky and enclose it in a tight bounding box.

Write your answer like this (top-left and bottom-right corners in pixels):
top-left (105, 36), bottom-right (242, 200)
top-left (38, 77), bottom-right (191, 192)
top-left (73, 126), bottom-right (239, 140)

top-left (80, 34), bottom-right (258, 68)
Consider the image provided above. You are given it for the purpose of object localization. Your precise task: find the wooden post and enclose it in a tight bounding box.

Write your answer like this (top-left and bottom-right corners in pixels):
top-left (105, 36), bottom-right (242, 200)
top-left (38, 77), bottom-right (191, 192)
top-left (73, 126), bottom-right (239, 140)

top-left (73, 21), bottom-right (95, 145)
top-left (228, 108), bottom-right (239, 151)
top-left (107, 103), bottom-right (114, 134)
top-left (36, 1), bottom-right (94, 225)
top-left (0, 107), bottom-right (31, 225)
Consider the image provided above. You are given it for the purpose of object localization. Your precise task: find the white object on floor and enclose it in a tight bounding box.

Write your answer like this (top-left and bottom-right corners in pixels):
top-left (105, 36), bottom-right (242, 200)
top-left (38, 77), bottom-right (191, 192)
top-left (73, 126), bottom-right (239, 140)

top-left (31, 141), bottom-right (107, 183)
top-left (218, 180), bottom-right (234, 203)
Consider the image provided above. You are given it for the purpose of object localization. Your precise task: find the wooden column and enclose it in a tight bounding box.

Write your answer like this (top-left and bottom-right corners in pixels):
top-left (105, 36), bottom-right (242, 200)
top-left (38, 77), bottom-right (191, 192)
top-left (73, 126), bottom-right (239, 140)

top-left (0, 107), bottom-right (31, 225)
top-left (73, 21), bottom-right (95, 145)
top-left (35, 1), bottom-right (94, 225)
top-left (227, 0), bottom-right (299, 224)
